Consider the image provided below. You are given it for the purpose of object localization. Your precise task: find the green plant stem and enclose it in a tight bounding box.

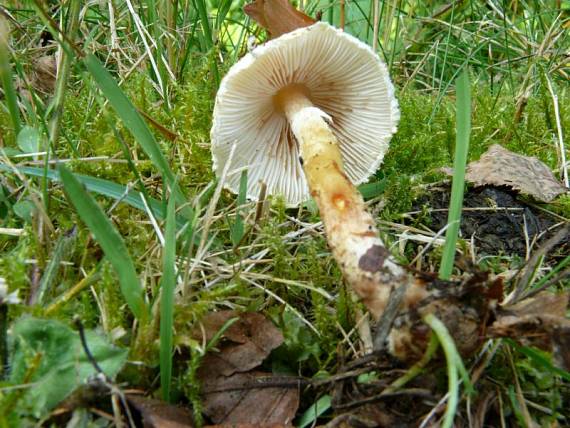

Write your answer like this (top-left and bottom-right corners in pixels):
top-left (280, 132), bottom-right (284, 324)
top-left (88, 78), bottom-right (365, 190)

top-left (439, 68), bottom-right (471, 280)
top-left (47, 0), bottom-right (81, 144)
top-left (0, 304), bottom-right (7, 380)
top-left (160, 194), bottom-right (177, 402)
top-left (385, 333), bottom-right (439, 392)
top-left (59, 165), bottom-right (147, 320)
top-left (33, 228), bottom-right (77, 305)
top-left (45, 269), bottom-right (101, 315)
top-left (423, 313), bottom-right (460, 428)
top-left (0, 18), bottom-right (21, 135)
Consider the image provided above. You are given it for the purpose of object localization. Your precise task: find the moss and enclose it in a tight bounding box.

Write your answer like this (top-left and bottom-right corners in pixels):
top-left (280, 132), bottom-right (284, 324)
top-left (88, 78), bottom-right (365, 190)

top-left (1, 60), bottom-right (568, 422)
top-left (379, 87), bottom-right (570, 225)
top-left (0, 231), bottom-right (32, 297)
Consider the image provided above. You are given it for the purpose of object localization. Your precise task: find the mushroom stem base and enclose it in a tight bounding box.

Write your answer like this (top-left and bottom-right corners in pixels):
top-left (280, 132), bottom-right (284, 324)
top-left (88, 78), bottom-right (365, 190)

top-left (282, 91), bottom-right (426, 319)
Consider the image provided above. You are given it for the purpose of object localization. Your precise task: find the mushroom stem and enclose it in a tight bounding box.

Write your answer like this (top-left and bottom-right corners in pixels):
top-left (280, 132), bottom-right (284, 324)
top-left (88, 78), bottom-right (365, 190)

top-left (278, 89), bottom-right (426, 319)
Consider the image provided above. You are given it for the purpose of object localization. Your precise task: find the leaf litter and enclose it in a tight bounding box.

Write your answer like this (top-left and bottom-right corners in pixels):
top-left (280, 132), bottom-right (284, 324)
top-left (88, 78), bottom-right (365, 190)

top-left (126, 395), bottom-right (195, 428)
top-left (448, 144), bottom-right (568, 202)
top-left (195, 311), bottom-right (300, 426)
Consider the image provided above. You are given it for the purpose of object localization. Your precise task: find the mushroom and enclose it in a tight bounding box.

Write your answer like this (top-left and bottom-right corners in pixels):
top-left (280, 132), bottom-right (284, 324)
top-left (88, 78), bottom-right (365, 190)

top-left (211, 22), bottom-right (426, 319)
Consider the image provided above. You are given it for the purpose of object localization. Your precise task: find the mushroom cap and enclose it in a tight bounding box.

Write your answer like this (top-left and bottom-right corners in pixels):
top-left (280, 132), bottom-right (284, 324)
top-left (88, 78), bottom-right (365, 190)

top-left (211, 22), bottom-right (399, 207)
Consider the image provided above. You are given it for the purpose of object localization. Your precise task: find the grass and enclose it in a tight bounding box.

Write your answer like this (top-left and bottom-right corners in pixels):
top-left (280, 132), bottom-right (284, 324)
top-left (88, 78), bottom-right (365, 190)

top-left (439, 67), bottom-right (471, 280)
top-left (58, 164), bottom-right (147, 320)
top-left (159, 192), bottom-right (176, 402)
top-left (423, 313), bottom-right (474, 428)
top-left (0, 0), bottom-right (568, 426)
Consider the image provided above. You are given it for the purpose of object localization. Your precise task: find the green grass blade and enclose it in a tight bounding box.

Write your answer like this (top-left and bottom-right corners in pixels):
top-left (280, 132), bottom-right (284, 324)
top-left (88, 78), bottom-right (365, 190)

top-left (46, 0), bottom-right (80, 145)
top-left (82, 54), bottom-right (190, 217)
top-left (160, 193), bottom-right (177, 402)
top-left (439, 69), bottom-right (471, 280)
top-left (0, 19), bottom-right (21, 135)
top-left (215, 0), bottom-right (233, 32)
top-left (204, 317), bottom-right (239, 354)
top-left (423, 313), bottom-right (472, 428)
top-left (0, 163), bottom-right (171, 224)
top-left (297, 394), bottom-right (332, 428)
top-left (194, 0), bottom-right (214, 49)
top-left (191, 0), bottom-right (220, 86)
top-left (58, 164), bottom-right (147, 320)
top-left (506, 339), bottom-right (570, 382)
top-left (34, 228), bottom-right (77, 305)
top-left (530, 253), bottom-right (570, 292)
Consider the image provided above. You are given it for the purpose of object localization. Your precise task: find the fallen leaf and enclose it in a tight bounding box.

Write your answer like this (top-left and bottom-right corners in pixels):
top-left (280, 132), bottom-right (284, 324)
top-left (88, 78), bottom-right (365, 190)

top-left (244, 0), bottom-right (316, 38)
top-left (196, 311), bottom-right (284, 376)
top-left (127, 395), bottom-right (194, 428)
top-left (326, 406), bottom-right (397, 428)
top-left (206, 424), bottom-right (290, 428)
top-left (196, 311), bottom-right (299, 425)
top-left (32, 55), bottom-right (57, 95)
top-left (200, 370), bottom-right (299, 425)
top-left (461, 144), bottom-right (567, 202)
top-left (552, 325), bottom-right (570, 371)
top-left (490, 292), bottom-right (570, 350)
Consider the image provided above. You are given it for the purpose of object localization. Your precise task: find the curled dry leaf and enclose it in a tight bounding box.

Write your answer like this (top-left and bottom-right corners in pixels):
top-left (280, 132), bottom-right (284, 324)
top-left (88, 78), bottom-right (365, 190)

top-left (32, 55), bottom-right (57, 95)
top-left (196, 311), bottom-right (299, 425)
top-left (126, 395), bottom-right (194, 428)
top-left (461, 144), bottom-right (568, 202)
top-left (490, 292), bottom-right (570, 357)
top-left (195, 311), bottom-right (284, 375)
top-left (244, 0), bottom-right (316, 38)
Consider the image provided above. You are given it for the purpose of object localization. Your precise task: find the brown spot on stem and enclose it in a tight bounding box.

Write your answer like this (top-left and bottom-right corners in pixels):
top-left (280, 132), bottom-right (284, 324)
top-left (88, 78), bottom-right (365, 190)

top-left (358, 245), bottom-right (389, 273)
top-left (332, 193), bottom-right (349, 210)
top-left (355, 231), bottom-right (378, 238)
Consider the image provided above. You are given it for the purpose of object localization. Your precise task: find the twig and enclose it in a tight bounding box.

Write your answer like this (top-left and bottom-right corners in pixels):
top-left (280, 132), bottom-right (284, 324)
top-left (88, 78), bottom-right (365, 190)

top-left (373, 282), bottom-right (408, 350)
top-left (333, 388), bottom-right (433, 411)
top-left (74, 317), bottom-right (104, 375)
top-left (73, 317), bottom-right (136, 427)
top-left (506, 225), bottom-right (569, 304)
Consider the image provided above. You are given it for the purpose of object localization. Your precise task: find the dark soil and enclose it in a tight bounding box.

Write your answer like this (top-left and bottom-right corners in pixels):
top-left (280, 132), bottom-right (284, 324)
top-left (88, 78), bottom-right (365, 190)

top-left (410, 185), bottom-right (568, 259)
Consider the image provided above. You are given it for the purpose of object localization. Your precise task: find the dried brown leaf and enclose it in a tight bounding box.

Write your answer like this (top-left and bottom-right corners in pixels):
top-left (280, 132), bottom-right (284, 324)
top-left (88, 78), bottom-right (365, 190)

top-left (490, 292), bottom-right (570, 350)
top-left (244, 0), bottom-right (316, 38)
top-left (552, 325), bottom-right (570, 371)
top-left (206, 424), bottom-right (290, 428)
top-left (126, 395), bottom-right (194, 428)
top-left (462, 144), bottom-right (567, 202)
top-left (196, 312), bottom-right (298, 425)
top-left (32, 55), bottom-right (57, 95)
top-left (200, 370), bottom-right (299, 425)
top-left (327, 406), bottom-right (397, 427)
top-left (195, 311), bottom-right (284, 376)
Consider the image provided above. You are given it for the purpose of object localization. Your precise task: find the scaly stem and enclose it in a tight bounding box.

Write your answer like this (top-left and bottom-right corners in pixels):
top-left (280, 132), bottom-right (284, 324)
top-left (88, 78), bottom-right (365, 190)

top-left (278, 88), bottom-right (426, 319)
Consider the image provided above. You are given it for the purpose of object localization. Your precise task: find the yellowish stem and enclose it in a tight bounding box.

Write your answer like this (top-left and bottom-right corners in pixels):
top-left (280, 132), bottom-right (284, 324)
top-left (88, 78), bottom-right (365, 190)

top-left (277, 88), bottom-right (426, 319)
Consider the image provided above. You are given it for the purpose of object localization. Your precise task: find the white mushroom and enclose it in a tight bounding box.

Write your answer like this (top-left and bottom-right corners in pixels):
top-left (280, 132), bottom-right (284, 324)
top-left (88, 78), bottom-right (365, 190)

top-left (211, 22), bottom-right (426, 319)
